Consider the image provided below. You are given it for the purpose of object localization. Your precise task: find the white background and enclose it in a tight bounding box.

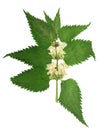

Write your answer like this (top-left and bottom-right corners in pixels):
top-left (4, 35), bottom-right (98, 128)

top-left (0, 0), bottom-right (100, 130)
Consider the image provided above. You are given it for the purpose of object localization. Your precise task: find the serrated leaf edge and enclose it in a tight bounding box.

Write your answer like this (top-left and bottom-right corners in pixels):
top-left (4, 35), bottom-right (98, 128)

top-left (11, 68), bottom-right (50, 93)
top-left (59, 79), bottom-right (88, 126)
top-left (4, 46), bottom-right (35, 66)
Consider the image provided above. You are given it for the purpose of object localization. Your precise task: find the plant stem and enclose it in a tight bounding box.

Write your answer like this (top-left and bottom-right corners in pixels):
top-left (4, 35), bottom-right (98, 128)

top-left (56, 79), bottom-right (58, 102)
top-left (55, 45), bottom-right (59, 102)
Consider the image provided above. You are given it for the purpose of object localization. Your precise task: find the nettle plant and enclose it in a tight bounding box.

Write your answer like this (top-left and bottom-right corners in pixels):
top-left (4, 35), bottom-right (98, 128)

top-left (5, 9), bottom-right (95, 126)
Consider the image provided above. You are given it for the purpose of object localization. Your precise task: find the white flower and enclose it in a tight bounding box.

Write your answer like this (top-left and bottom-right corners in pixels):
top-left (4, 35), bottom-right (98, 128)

top-left (58, 63), bottom-right (69, 76)
top-left (48, 46), bottom-right (56, 58)
top-left (46, 62), bottom-right (69, 79)
top-left (56, 38), bottom-right (67, 47)
top-left (56, 46), bottom-right (66, 59)
top-left (48, 39), bottom-right (67, 59)
top-left (47, 38), bottom-right (69, 79)
top-left (46, 62), bottom-right (56, 76)
top-left (60, 42), bottom-right (67, 49)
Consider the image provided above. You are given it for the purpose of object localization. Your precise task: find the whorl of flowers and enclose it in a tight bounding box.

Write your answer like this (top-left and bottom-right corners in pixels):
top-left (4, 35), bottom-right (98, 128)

top-left (46, 38), bottom-right (69, 80)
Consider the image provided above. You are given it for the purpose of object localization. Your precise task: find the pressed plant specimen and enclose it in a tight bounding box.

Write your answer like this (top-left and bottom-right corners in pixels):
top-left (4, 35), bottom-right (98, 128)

top-left (5, 9), bottom-right (95, 126)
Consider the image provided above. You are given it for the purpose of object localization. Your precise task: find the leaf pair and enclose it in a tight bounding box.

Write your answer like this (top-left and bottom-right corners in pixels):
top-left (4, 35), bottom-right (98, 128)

top-left (5, 46), bottom-right (51, 92)
top-left (5, 9), bottom-right (95, 126)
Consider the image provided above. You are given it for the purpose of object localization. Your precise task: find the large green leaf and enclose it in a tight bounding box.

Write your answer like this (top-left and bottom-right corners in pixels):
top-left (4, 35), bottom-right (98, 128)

top-left (24, 11), bottom-right (56, 48)
top-left (59, 79), bottom-right (88, 126)
top-left (59, 23), bottom-right (90, 43)
top-left (64, 39), bottom-right (95, 66)
top-left (5, 46), bottom-right (51, 92)
top-left (5, 46), bottom-right (51, 67)
top-left (11, 68), bottom-right (49, 92)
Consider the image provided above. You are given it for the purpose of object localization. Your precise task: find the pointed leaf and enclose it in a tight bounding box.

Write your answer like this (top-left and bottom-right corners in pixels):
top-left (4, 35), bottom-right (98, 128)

top-left (44, 11), bottom-right (53, 24)
top-left (11, 68), bottom-right (49, 92)
top-left (5, 46), bottom-right (51, 67)
top-left (54, 9), bottom-right (61, 34)
top-left (64, 39), bottom-right (95, 66)
top-left (24, 10), bottom-right (56, 48)
top-left (59, 79), bottom-right (87, 126)
top-left (59, 23), bottom-right (90, 43)
top-left (44, 9), bottom-right (61, 35)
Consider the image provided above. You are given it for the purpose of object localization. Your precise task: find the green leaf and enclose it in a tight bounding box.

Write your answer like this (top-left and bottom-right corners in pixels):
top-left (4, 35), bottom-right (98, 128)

top-left (44, 11), bottom-right (53, 24)
top-left (11, 68), bottom-right (49, 92)
top-left (59, 79), bottom-right (88, 126)
top-left (64, 39), bottom-right (95, 66)
top-left (5, 46), bottom-right (51, 67)
top-left (59, 23), bottom-right (90, 43)
top-left (44, 9), bottom-right (60, 35)
top-left (5, 45), bottom-right (51, 92)
top-left (53, 9), bottom-right (61, 34)
top-left (24, 10), bottom-right (56, 48)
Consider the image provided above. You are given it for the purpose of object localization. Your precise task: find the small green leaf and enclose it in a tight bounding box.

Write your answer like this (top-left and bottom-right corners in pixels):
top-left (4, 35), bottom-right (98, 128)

top-left (44, 11), bottom-right (53, 24)
top-left (59, 23), bottom-right (90, 43)
top-left (54, 9), bottom-right (61, 34)
top-left (59, 79), bottom-right (88, 126)
top-left (5, 46), bottom-right (51, 67)
top-left (24, 10), bottom-right (56, 48)
top-left (64, 39), bottom-right (95, 66)
top-left (11, 68), bottom-right (49, 92)
top-left (44, 9), bottom-right (60, 35)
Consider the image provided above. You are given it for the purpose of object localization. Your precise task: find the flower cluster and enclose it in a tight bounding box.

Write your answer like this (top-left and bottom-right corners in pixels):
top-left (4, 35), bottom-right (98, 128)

top-left (46, 38), bottom-right (69, 80)
top-left (48, 38), bottom-right (67, 59)
top-left (46, 62), bottom-right (69, 79)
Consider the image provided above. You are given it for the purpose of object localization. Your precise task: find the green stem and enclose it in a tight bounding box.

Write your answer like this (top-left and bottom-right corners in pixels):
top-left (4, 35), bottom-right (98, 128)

top-left (55, 45), bottom-right (59, 102)
top-left (56, 79), bottom-right (58, 102)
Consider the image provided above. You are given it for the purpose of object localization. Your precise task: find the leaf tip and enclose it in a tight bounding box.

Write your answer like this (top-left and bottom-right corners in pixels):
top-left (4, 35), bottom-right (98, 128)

top-left (43, 11), bottom-right (46, 15)
top-left (23, 9), bottom-right (26, 14)
top-left (3, 55), bottom-right (7, 58)
top-left (56, 8), bottom-right (60, 17)
top-left (88, 22), bottom-right (91, 25)
top-left (58, 8), bottom-right (60, 13)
